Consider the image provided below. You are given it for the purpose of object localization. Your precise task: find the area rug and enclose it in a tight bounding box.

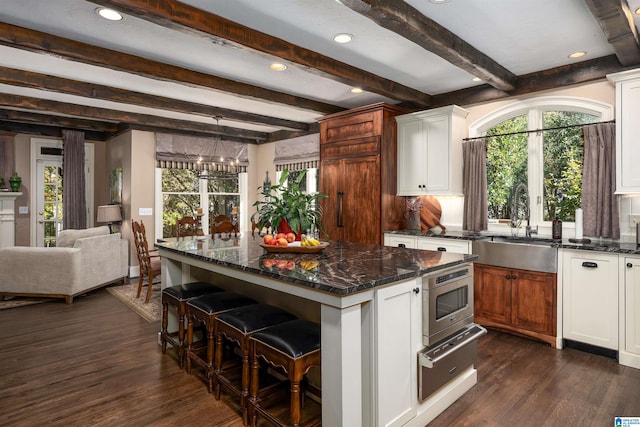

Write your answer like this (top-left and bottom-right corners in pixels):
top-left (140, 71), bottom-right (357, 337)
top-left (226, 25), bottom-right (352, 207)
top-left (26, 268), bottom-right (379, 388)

top-left (106, 280), bottom-right (161, 323)
top-left (0, 296), bottom-right (50, 310)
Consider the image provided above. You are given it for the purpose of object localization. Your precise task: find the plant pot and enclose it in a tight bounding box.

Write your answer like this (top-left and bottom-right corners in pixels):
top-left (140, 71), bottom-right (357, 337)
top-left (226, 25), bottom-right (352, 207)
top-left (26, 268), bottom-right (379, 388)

top-left (277, 219), bottom-right (302, 241)
top-left (9, 175), bottom-right (21, 192)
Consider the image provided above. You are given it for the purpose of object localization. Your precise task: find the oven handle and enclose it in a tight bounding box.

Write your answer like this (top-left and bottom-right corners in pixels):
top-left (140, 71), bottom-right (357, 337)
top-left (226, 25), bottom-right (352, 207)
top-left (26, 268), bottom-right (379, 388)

top-left (419, 325), bottom-right (487, 369)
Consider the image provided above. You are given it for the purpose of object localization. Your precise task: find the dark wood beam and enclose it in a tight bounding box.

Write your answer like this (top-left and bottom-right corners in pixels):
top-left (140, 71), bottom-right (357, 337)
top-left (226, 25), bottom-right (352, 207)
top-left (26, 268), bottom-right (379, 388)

top-left (90, 0), bottom-right (432, 108)
top-left (584, 0), bottom-right (640, 66)
top-left (0, 22), bottom-right (343, 115)
top-left (0, 66), bottom-right (310, 132)
top-left (0, 120), bottom-right (110, 141)
top-left (339, 0), bottom-right (517, 92)
top-left (0, 93), bottom-right (269, 143)
top-left (0, 109), bottom-right (120, 133)
top-left (431, 55), bottom-right (627, 107)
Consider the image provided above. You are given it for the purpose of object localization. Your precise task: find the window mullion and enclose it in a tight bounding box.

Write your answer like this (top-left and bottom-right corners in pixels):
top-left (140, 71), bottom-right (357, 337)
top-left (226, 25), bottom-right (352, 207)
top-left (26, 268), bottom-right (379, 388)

top-left (528, 109), bottom-right (544, 227)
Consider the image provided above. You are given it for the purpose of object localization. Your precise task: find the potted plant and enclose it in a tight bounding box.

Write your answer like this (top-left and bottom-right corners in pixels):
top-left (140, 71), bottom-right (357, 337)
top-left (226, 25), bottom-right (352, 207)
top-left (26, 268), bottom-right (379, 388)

top-left (251, 169), bottom-right (326, 239)
top-left (9, 172), bottom-right (21, 192)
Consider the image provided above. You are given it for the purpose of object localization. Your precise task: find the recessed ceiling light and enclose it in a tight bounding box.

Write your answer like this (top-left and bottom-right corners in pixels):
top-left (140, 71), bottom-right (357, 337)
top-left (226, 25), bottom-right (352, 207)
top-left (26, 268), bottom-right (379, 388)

top-left (472, 77), bottom-right (482, 82)
top-left (568, 51), bottom-right (586, 59)
top-left (270, 63), bottom-right (287, 71)
top-left (96, 7), bottom-right (123, 21)
top-left (636, 7), bottom-right (640, 15)
top-left (350, 88), bottom-right (363, 94)
top-left (333, 33), bottom-right (354, 44)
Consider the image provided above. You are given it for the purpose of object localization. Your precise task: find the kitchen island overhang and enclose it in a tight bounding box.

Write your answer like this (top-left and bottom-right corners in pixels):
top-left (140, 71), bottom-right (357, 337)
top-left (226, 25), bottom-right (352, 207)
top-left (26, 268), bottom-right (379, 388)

top-left (155, 235), bottom-right (478, 427)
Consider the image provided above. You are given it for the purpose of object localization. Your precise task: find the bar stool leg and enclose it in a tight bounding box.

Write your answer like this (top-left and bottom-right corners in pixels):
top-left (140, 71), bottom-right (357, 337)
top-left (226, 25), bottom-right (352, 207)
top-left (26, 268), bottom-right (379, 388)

top-left (290, 371), bottom-right (302, 427)
top-left (206, 322), bottom-right (215, 393)
top-left (177, 302), bottom-right (187, 368)
top-left (161, 301), bottom-right (169, 354)
top-left (249, 349), bottom-right (260, 427)
top-left (186, 316), bottom-right (194, 374)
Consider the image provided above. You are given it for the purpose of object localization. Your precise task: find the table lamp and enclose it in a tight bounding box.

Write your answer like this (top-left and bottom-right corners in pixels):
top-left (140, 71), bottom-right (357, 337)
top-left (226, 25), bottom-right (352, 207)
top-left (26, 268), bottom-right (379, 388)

top-left (97, 204), bottom-right (122, 233)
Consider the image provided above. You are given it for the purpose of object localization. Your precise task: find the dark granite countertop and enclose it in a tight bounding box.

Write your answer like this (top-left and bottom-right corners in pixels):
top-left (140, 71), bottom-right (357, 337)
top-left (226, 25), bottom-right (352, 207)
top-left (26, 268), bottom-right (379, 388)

top-left (385, 229), bottom-right (640, 254)
top-left (156, 235), bottom-right (476, 296)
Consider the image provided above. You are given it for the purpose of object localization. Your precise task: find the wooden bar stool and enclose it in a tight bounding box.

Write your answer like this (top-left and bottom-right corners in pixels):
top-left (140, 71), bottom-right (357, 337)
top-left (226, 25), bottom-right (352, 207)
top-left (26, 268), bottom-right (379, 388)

top-left (249, 319), bottom-right (321, 427)
top-left (160, 282), bottom-right (224, 368)
top-left (214, 304), bottom-right (298, 425)
top-left (186, 292), bottom-right (257, 392)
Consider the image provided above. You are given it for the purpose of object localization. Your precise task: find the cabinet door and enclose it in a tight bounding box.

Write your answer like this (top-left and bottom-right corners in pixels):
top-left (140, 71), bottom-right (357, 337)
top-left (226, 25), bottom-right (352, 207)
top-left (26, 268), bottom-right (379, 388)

top-left (617, 77), bottom-right (640, 192)
top-left (562, 251), bottom-right (618, 349)
top-left (319, 158), bottom-right (343, 241)
top-left (423, 114), bottom-right (450, 193)
top-left (397, 119), bottom-right (426, 196)
top-left (375, 279), bottom-right (420, 427)
top-left (511, 270), bottom-right (556, 336)
top-left (625, 257), bottom-right (640, 355)
top-left (415, 237), bottom-right (470, 254)
top-left (474, 264), bottom-right (511, 325)
top-left (342, 156), bottom-right (381, 244)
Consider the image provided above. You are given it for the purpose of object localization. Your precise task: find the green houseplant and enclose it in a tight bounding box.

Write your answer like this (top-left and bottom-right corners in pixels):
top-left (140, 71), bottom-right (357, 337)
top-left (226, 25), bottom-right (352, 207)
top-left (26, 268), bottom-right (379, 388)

top-left (251, 169), bottom-right (326, 238)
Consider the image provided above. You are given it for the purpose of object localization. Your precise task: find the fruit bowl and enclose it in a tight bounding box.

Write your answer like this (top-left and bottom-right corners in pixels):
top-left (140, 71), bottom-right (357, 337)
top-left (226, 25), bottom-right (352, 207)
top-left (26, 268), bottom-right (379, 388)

top-left (258, 241), bottom-right (329, 253)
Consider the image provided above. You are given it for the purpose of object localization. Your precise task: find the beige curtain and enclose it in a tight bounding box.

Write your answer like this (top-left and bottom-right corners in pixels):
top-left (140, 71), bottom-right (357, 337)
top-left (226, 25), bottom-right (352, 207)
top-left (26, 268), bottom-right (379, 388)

top-left (462, 138), bottom-right (488, 231)
top-left (62, 130), bottom-right (87, 230)
top-left (582, 123), bottom-right (619, 238)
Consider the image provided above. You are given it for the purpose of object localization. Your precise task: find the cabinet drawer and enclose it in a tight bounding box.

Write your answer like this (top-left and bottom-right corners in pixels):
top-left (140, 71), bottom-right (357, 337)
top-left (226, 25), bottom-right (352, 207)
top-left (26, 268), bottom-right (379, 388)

top-left (416, 237), bottom-right (470, 254)
top-left (321, 137), bottom-right (380, 160)
top-left (385, 234), bottom-right (417, 248)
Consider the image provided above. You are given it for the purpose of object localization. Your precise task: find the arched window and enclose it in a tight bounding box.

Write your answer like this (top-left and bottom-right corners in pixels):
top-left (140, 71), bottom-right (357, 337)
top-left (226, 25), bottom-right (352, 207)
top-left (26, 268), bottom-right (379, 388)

top-left (469, 97), bottom-right (612, 233)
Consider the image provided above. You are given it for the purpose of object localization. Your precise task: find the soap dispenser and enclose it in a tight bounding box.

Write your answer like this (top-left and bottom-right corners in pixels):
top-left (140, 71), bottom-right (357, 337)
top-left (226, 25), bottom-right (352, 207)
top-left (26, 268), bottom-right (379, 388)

top-left (552, 216), bottom-right (562, 240)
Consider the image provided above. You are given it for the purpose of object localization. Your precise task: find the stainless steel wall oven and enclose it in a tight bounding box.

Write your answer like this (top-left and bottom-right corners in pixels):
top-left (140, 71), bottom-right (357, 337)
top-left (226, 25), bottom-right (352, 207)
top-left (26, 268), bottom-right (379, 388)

top-left (418, 263), bottom-right (486, 401)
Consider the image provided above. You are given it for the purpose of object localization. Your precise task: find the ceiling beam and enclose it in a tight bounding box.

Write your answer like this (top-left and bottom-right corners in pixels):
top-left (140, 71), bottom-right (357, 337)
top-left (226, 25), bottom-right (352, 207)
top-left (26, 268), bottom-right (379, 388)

top-left (0, 109), bottom-right (120, 133)
top-left (0, 119), bottom-right (111, 141)
top-left (0, 22), bottom-right (343, 115)
top-left (0, 93), bottom-right (269, 143)
top-left (0, 66), bottom-right (310, 131)
top-left (431, 55), bottom-right (626, 107)
top-left (339, 0), bottom-right (518, 92)
top-left (584, 0), bottom-right (640, 66)
top-left (90, 0), bottom-right (432, 108)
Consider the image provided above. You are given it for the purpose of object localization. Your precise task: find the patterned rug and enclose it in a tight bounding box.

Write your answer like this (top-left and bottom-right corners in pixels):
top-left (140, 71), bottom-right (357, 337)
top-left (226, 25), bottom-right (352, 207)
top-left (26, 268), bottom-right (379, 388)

top-left (106, 279), bottom-right (161, 323)
top-left (0, 296), bottom-right (50, 310)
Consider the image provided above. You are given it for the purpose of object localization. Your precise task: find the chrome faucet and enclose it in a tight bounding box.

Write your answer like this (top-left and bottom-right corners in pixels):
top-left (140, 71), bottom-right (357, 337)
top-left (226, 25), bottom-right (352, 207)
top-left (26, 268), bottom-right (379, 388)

top-left (512, 183), bottom-right (538, 238)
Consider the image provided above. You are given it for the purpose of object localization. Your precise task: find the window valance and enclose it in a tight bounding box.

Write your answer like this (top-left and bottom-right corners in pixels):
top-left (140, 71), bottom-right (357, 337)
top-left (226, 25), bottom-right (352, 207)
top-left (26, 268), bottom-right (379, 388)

top-left (155, 133), bottom-right (248, 173)
top-left (274, 133), bottom-right (319, 172)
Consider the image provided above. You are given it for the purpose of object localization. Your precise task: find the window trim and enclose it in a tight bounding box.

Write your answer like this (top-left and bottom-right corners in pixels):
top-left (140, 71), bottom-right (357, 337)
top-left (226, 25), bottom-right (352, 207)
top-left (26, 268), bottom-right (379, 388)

top-left (469, 96), bottom-right (613, 235)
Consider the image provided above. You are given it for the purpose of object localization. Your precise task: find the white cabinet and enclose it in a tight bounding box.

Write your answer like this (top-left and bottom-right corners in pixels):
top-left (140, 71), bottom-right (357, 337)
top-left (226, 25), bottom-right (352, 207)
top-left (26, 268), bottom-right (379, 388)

top-left (375, 278), bottom-right (421, 427)
top-left (396, 105), bottom-right (469, 196)
top-left (415, 237), bottom-right (471, 254)
top-left (384, 234), bottom-right (417, 249)
top-left (561, 249), bottom-right (618, 350)
top-left (620, 256), bottom-right (640, 368)
top-left (608, 69), bottom-right (640, 193)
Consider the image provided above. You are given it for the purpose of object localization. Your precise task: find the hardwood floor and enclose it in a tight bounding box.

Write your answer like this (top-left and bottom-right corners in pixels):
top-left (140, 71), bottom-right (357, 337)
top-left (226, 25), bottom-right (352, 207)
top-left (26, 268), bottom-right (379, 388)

top-left (1, 289), bottom-right (639, 426)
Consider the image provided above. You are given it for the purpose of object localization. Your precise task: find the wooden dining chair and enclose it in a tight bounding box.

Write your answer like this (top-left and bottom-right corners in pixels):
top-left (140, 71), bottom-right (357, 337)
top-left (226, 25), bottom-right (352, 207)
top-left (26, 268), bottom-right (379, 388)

top-left (175, 216), bottom-right (199, 238)
top-left (211, 220), bottom-right (238, 240)
top-left (132, 219), bottom-right (161, 303)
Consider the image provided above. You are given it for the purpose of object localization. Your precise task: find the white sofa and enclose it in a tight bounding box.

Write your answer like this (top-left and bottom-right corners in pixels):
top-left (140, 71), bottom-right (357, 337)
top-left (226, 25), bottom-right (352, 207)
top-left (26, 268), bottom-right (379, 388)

top-left (0, 226), bottom-right (128, 303)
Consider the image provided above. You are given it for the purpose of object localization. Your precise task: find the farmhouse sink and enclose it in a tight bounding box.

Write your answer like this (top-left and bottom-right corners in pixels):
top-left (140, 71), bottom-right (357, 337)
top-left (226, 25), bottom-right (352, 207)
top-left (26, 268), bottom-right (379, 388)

top-left (472, 236), bottom-right (558, 273)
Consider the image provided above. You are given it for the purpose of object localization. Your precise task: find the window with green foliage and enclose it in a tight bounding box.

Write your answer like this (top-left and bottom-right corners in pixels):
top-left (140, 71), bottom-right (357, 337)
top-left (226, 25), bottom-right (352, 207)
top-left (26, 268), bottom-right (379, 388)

top-left (160, 169), bottom-right (240, 238)
top-left (477, 97), bottom-right (612, 231)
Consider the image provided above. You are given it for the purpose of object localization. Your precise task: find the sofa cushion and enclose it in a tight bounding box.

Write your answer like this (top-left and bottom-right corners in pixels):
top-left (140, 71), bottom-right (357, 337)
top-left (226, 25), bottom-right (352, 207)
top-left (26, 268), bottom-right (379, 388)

top-left (57, 226), bottom-right (110, 247)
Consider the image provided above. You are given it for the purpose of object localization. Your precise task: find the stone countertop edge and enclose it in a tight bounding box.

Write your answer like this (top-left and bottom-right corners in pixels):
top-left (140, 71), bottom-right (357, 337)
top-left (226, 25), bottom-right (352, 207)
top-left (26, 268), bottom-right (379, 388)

top-left (385, 230), bottom-right (640, 254)
top-left (155, 236), bottom-right (477, 296)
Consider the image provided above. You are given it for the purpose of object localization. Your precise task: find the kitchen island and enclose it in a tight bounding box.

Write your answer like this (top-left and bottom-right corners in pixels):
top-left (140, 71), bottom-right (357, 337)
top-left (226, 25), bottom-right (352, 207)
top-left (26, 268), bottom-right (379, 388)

top-left (156, 234), bottom-right (478, 426)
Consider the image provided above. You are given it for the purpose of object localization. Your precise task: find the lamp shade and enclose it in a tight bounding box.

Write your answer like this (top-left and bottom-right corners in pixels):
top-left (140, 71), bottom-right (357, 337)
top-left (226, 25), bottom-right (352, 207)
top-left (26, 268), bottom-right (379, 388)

top-left (97, 205), bottom-right (122, 223)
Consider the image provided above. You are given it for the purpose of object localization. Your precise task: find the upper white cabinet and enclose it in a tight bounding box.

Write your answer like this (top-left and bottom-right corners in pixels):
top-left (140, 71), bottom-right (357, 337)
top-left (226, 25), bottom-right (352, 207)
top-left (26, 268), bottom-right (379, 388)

top-left (396, 105), bottom-right (469, 196)
top-left (608, 69), bottom-right (640, 193)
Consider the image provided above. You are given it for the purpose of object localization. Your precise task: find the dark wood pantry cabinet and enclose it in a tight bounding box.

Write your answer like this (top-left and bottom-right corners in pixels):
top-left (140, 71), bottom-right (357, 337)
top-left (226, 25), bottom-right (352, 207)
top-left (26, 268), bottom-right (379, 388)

top-left (318, 103), bottom-right (408, 245)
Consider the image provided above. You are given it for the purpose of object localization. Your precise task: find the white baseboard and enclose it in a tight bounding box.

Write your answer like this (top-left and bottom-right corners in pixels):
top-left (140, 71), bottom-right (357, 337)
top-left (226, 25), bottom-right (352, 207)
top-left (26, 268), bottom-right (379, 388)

top-left (619, 351), bottom-right (640, 369)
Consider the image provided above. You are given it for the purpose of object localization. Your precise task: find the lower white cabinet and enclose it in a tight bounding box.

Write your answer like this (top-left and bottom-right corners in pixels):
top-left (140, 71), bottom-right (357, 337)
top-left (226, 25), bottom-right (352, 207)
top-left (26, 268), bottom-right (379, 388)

top-left (375, 278), bottom-right (421, 427)
top-left (561, 249), bottom-right (618, 350)
top-left (621, 256), bottom-right (640, 368)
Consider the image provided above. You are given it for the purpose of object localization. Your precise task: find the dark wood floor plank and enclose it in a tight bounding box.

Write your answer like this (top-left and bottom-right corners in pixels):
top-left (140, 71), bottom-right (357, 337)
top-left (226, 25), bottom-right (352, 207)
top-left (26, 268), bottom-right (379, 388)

top-left (1, 288), bottom-right (639, 426)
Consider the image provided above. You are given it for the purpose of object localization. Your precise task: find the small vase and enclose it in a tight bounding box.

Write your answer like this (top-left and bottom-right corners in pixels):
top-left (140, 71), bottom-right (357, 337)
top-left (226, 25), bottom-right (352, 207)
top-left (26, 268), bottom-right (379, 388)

top-left (9, 175), bottom-right (21, 192)
top-left (404, 210), bottom-right (421, 231)
top-left (277, 219), bottom-right (302, 241)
